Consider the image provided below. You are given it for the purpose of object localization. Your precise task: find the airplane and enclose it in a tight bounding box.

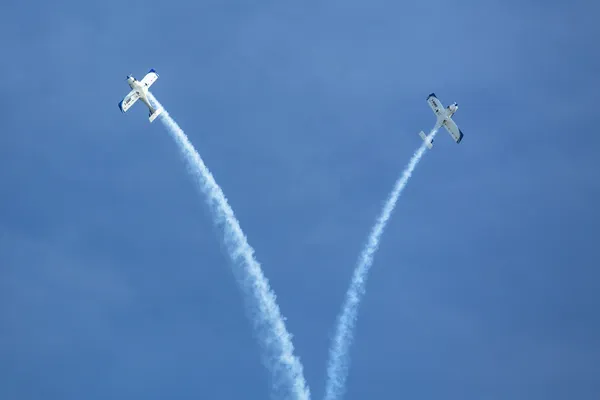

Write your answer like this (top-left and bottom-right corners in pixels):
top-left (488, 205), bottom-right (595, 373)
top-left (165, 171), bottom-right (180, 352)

top-left (118, 68), bottom-right (163, 122)
top-left (418, 93), bottom-right (464, 149)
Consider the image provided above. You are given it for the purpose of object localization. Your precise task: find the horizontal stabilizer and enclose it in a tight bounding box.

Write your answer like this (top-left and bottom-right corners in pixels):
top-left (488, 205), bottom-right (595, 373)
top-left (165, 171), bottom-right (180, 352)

top-left (149, 107), bottom-right (163, 123)
top-left (418, 131), bottom-right (434, 149)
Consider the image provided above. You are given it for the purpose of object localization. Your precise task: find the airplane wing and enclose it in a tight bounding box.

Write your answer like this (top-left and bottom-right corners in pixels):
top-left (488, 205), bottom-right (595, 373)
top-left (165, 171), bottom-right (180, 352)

top-left (140, 68), bottom-right (159, 88)
top-left (443, 117), bottom-right (464, 143)
top-left (427, 93), bottom-right (445, 118)
top-left (118, 89), bottom-right (140, 113)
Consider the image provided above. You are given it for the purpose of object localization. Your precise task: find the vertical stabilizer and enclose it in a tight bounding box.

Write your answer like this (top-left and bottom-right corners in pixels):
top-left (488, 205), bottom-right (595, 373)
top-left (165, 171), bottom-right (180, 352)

top-left (418, 131), bottom-right (434, 149)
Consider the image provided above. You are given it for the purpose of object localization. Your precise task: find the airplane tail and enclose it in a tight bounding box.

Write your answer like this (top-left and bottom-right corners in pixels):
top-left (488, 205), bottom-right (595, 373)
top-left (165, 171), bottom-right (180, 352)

top-left (418, 131), bottom-right (434, 149)
top-left (149, 107), bottom-right (163, 123)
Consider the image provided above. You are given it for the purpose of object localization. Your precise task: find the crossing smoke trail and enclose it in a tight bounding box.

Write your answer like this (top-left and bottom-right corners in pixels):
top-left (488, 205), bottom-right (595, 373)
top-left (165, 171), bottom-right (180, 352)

top-left (147, 93), bottom-right (311, 400)
top-left (323, 129), bottom-right (438, 400)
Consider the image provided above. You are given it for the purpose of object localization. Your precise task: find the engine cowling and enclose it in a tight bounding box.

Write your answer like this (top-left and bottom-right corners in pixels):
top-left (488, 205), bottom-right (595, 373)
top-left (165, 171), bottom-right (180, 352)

top-left (447, 103), bottom-right (458, 115)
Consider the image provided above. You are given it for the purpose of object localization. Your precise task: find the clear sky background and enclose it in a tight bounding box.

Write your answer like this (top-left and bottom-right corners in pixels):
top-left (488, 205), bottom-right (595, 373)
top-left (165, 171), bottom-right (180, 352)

top-left (1, 0), bottom-right (599, 399)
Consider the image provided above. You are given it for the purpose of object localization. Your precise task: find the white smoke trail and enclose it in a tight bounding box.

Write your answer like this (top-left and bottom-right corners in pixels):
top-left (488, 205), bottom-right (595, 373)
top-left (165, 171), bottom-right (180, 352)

top-left (323, 129), bottom-right (438, 400)
top-left (147, 93), bottom-right (311, 400)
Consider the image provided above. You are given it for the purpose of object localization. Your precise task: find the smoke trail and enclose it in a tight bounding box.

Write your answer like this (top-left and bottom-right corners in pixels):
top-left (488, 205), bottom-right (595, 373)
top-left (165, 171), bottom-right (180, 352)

top-left (323, 129), bottom-right (438, 400)
top-left (147, 93), bottom-right (310, 400)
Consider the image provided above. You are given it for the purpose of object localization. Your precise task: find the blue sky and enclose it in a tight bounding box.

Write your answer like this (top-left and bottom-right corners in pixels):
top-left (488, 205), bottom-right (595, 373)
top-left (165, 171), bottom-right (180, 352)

top-left (1, 0), bottom-right (599, 399)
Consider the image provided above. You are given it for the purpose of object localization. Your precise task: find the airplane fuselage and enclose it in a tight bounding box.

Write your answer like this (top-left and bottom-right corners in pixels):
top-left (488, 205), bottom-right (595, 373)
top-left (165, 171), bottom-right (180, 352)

top-left (127, 76), bottom-right (152, 110)
top-left (433, 105), bottom-right (458, 129)
top-left (432, 103), bottom-right (458, 119)
top-left (127, 77), bottom-right (146, 96)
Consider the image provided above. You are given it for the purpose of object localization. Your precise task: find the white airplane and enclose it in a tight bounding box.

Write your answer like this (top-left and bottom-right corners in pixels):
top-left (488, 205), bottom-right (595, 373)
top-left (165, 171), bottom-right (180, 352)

top-left (418, 92), bottom-right (464, 149)
top-left (118, 68), bottom-right (163, 122)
